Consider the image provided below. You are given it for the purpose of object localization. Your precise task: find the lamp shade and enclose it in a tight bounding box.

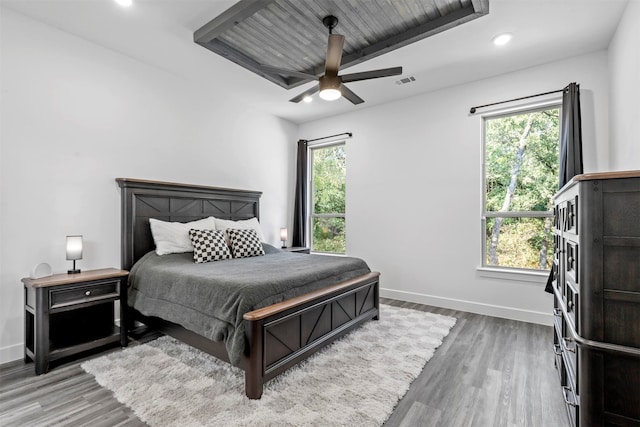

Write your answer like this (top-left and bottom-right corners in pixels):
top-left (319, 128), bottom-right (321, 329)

top-left (66, 235), bottom-right (83, 260)
top-left (280, 228), bottom-right (288, 241)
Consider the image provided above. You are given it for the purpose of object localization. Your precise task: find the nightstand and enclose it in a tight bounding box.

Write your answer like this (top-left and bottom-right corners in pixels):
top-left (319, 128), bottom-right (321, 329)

top-left (22, 268), bottom-right (129, 375)
top-left (282, 247), bottom-right (311, 254)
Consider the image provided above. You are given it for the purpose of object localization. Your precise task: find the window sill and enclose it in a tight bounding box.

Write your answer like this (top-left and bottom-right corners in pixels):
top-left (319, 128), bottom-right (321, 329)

top-left (310, 251), bottom-right (346, 257)
top-left (476, 266), bottom-right (549, 284)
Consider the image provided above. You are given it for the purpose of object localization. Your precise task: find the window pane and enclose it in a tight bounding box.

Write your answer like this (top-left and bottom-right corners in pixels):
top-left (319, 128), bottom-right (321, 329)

top-left (485, 109), bottom-right (560, 212)
top-left (312, 144), bottom-right (346, 215)
top-left (312, 217), bottom-right (345, 254)
top-left (485, 216), bottom-right (554, 270)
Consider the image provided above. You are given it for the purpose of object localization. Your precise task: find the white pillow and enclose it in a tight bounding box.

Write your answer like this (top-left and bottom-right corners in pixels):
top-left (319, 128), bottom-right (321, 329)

top-left (149, 217), bottom-right (217, 255)
top-left (214, 217), bottom-right (265, 242)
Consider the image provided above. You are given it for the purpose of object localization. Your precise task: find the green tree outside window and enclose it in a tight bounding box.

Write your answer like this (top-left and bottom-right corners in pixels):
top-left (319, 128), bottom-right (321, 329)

top-left (484, 107), bottom-right (560, 270)
top-left (311, 143), bottom-right (346, 254)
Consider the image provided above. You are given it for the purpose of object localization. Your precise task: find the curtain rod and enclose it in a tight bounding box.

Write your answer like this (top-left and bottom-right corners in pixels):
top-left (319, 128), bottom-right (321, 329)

top-left (300, 132), bottom-right (352, 144)
top-left (469, 88), bottom-right (566, 114)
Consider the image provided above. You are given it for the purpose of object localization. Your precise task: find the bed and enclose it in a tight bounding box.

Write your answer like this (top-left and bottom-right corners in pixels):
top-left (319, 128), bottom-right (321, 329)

top-left (116, 178), bottom-right (380, 399)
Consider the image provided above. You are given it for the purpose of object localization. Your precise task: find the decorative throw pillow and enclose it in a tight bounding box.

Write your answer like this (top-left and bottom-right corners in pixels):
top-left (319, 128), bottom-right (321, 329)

top-left (226, 228), bottom-right (265, 259)
top-left (149, 217), bottom-right (217, 255)
top-left (214, 217), bottom-right (266, 242)
top-left (189, 229), bottom-right (232, 263)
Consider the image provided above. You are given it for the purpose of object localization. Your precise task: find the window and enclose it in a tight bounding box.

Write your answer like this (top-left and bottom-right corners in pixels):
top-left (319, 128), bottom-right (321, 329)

top-left (309, 142), bottom-right (346, 254)
top-left (482, 104), bottom-right (560, 271)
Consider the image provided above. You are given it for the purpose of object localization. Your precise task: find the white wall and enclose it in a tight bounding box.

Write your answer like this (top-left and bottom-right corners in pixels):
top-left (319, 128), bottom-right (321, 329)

top-left (608, 0), bottom-right (640, 170)
top-left (0, 9), bottom-right (298, 363)
top-left (300, 51), bottom-right (610, 325)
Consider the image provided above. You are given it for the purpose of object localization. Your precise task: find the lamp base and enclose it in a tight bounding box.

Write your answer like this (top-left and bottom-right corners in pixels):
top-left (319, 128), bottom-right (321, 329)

top-left (68, 269), bottom-right (81, 274)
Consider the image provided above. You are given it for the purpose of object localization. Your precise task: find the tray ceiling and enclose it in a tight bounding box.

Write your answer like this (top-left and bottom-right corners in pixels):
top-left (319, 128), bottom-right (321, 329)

top-left (194, 0), bottom-right (490, 90)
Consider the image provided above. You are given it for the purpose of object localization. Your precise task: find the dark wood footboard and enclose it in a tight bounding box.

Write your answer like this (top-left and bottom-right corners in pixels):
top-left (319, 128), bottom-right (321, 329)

top-left (243, 272), bottom-right (380, 399)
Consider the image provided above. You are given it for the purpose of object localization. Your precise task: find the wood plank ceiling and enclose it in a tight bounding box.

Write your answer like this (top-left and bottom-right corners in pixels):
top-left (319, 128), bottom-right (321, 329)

top-left (194, 0), bottom-right (489, 90)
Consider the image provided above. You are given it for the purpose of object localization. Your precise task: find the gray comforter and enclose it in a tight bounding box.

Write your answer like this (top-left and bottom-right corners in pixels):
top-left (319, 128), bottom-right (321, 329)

top-left (128, 244), bottom-right (371, 365)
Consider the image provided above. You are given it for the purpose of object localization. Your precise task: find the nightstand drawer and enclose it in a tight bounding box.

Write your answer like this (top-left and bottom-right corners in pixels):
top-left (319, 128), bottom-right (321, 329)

top-left (50, 280), bottom-right (119, 310)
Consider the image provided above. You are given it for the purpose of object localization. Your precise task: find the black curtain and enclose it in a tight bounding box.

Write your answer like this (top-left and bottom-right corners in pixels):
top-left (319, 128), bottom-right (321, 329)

top-left (292, 139), bottom-right (308, 247)
top-left (545, 82), bottom-right (583, 293)
top-left (559, 83), bottom-right (584, 190)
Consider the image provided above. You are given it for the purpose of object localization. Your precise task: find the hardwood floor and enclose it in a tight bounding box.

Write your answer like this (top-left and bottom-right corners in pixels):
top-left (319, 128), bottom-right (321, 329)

top-left (381, 299), bottom-right (568, 427)
top-left (0, 299), bottom-right (568, 426)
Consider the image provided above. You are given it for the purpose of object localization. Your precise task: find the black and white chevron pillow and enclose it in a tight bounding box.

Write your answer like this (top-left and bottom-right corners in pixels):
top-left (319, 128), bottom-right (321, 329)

top-left (227, 228), bottom-right (265, 259)
top-left (189, 229), bottom-right (231, 263)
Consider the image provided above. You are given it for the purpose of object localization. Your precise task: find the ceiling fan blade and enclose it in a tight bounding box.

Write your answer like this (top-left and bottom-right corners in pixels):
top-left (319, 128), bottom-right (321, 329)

top-left (289, 84), bottom-right (320, 103)
top-left (324, 34), bottom-right (345, 76)
top-left (259, 64), bottom-right (317, 80)
top-left (340, 84), bottom-right (364, 105)
top-left (340, 67), bottom-right (403, 83)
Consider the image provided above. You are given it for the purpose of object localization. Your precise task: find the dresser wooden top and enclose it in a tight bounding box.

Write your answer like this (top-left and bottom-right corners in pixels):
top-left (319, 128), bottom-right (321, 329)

top-left (572, 169), bottom-right (640, 182)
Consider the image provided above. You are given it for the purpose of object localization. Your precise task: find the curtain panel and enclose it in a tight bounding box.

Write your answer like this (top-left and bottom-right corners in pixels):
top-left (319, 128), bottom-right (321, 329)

top-left (545, 82), bottom-right (583, 293)
top-left (292, 139), bottom-right (308, 247)
top-left (559, 83), bottom-right (584, 189)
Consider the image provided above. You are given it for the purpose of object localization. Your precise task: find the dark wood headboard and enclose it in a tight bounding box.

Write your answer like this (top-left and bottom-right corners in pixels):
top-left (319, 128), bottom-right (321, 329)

top-left (116, 178), bottom-right (262, 271)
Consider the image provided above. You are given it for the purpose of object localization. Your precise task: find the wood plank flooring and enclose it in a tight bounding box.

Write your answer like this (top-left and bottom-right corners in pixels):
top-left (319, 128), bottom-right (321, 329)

top-left (0, 299), bottom-right (569, 426)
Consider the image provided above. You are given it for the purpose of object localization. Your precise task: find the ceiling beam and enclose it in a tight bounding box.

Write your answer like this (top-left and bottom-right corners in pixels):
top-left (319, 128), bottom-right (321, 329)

top-left (199, 39), bottom-right (310, 89)
top-left (333, 2), bottom-right (489, 75)
top-left (194, 0), bottom-right (275, 44)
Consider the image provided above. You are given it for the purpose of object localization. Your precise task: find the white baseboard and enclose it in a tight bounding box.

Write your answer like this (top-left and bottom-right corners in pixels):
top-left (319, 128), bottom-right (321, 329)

top-left (0, 342), bottom-right (24, 365)
top-left (380, 287), bottom-right (553, 326)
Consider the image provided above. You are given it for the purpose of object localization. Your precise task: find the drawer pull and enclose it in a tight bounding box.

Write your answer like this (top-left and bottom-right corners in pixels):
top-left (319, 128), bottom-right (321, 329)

top-left (85, 290), bottom-right (91, 296)
top-left (567, 300), bottom-right (574, 312)
top-left (553, 344), bottom-right (562, 356)
top-left (563, 337), bottom-right (576, 353)
top-left (562, 386), bottom-right (578, 407)
top-left (553, 308), bottom-right (562, 317)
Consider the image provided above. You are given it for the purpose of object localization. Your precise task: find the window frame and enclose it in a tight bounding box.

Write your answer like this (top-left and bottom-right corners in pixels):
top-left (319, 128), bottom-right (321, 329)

top-left (307, 140), bottom-right (347, 255)
top-left (480, 100), bottom-right (562, 274)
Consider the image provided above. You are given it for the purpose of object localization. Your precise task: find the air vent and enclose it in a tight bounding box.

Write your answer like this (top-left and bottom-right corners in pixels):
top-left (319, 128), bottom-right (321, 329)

top-left (395, 76), bottom-right (416, 85)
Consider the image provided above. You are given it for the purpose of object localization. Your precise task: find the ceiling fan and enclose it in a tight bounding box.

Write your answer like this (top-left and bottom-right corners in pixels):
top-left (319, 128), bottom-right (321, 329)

top-left (261, 15), bottom-right (403, 105)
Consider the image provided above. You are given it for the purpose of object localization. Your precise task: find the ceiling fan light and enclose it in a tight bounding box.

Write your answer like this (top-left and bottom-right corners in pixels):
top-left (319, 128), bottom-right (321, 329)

top-left (319, 75), bottom-right (341, 101)
top-left (319, 88), bottom-right (341, 101)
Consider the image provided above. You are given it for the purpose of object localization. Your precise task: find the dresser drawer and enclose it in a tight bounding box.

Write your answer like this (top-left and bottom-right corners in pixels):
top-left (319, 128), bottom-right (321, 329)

top-left (561, 379), bottom-right (579, 427)
top-left (565, 240), bottom-right (579, 286)
top-left (50, 280), bottom-right (120, 310)
top-left (565, 195), bottom-right (578, 234)
top-left (553, 307), bottom-right (564, 383)
top-left (564, 281), bottom-right (578, 328)
top-left (561, 316), bottom-right (578, 383)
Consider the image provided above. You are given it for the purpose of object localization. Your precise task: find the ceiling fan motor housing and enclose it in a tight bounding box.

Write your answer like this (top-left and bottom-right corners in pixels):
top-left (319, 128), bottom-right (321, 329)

top-left (322, 15), bottom-right (339, 32)
top-left (319, 75), bottom-right (340, 91)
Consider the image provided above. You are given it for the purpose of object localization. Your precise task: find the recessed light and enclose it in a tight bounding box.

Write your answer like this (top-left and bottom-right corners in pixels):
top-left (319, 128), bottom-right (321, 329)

top-left (114, 0), bottom-right (133, 7)
top-left (303, 96), bottom-right (313, 103)
top-left (492, 33), bottom-right (512, 46)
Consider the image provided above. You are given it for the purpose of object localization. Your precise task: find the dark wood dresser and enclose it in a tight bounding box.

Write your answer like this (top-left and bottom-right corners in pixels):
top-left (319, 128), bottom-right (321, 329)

top-left (551, 170), bottom-right (640, 427)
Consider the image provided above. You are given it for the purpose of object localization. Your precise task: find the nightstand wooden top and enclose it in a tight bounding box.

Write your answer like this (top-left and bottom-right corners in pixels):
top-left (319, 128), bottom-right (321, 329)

top-left (22, 268), bottom-right (129, 288)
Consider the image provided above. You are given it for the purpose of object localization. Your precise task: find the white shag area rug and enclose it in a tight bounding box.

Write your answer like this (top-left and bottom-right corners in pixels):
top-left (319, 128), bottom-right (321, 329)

top-left (82, 304), bottom-right (456, 427)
